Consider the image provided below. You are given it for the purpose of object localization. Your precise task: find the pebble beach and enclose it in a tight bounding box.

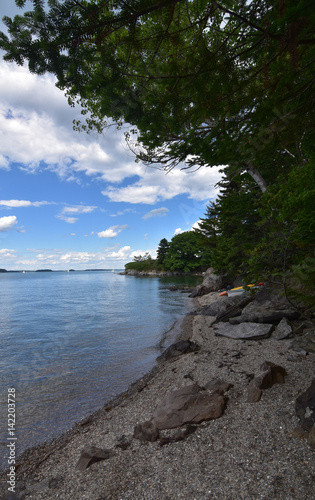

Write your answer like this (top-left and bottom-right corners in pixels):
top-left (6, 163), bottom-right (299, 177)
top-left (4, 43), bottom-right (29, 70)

top-left (2, 292), bottom-right (314, 500)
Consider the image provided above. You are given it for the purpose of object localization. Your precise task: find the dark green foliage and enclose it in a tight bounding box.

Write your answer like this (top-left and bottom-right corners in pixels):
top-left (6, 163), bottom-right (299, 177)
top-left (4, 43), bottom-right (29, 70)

top-left (156, 238), bottom-right (170, 265)
top-left (247, 158), bottom-right (315, 308)
top-left (124, 252), bottom-right (162, 272)
top-left (163, 231), bottom-right (211, 273)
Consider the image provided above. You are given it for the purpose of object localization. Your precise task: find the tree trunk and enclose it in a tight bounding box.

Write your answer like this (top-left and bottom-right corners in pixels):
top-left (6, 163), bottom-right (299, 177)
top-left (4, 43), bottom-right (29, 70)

top-left (245, 162), bottom-right (268, 193)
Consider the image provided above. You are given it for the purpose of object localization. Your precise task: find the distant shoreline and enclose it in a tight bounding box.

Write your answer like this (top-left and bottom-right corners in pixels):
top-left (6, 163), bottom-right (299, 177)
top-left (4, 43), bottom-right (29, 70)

top-left (0, 268), bottom-right (123, 273)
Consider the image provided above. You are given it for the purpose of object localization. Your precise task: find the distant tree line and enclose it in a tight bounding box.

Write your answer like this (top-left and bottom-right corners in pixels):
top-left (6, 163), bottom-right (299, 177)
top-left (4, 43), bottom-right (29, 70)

top-left (125, 231), bottom-right (212, 274)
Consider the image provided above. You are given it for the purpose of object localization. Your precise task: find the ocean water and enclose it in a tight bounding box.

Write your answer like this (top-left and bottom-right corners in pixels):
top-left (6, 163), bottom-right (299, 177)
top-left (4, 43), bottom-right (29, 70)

top-left (0, 270), bottom-right (199, 471)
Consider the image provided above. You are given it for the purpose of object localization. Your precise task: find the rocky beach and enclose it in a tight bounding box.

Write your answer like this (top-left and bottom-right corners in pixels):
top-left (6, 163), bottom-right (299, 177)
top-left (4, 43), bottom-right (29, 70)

top-left (2, 276), bottom-right (315, 500)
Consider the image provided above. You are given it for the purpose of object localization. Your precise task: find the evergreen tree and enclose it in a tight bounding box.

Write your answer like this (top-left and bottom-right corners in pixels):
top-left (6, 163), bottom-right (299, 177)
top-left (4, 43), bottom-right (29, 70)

top-left (156, 238), bottom-right (170, 265)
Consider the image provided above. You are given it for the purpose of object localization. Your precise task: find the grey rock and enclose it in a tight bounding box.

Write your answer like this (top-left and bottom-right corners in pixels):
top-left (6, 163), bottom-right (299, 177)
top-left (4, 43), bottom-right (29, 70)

top-left (116, 435), bottom-right (131, 450)
top-left (189, 285), bottom-right (212, 297)
top-left (133, 420), bottom-right (159, 442)
top-left (76, 445), bottom-right (116, 471)
top-left (295, 378), bottom-right (315, 432)
top-left (214, 322), bottom-right (274, 340)
top-left (204, 378), bottom-right (233, 394)
top-left (229, 290), bottom-right (300, 324)
top-left (201, 268), bottom-right (229, 292)
top-left (272, 318), bottom-right (293, 340)
top-left (158, 340), bottom-right (200, 362)
top-left (290, 329), bottom-right (315, 354)
top-left (152, 384), bottom-right (226, 430)
top-left (308, 425), bottom-right (315, 449)
top-left (214, 295), bottom-right (253, 323)
top-left (230, 309), bottom-right (300, 324)
top-left (247, 361), bottom-right (287, 403)
top-left (198, 297), bottom-right (241, 317)
top-left (159, 425), bottom-right (197, 446)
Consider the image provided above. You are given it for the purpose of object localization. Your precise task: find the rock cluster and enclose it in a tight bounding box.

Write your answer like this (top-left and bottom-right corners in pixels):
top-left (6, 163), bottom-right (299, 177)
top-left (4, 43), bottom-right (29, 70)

top-left (73, 285), bottom-right (314, 471)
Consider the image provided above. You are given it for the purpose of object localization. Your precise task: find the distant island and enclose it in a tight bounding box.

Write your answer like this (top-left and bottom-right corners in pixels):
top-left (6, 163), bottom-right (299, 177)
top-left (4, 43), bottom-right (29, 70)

top-left (0, 268), bottom-right (121, 273)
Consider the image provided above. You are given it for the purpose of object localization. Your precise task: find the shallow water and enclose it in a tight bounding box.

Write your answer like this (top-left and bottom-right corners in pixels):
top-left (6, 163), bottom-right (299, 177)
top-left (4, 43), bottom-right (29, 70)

top-left (0, 270), bottom-right (200, 471)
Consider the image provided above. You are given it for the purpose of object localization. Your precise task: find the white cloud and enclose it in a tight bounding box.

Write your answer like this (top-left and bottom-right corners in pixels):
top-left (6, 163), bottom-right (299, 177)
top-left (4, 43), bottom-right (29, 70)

top-left (0, 62), bottom-right (145, 183)
top-left (174, 227), bottom-right (184, 235)
top-left (0, 155), bottom-right (9, 169)
top-left (0, 61), bottom-right (223, 205)
top-left (0, 215), bottom-right (17, 231)
top-left (56, 204), bottom-right (98, 223)
top-left (97, 224), bottom-right (129, 238)
top-left (142, 207), bottom-right (169, 220)
top-left (103, 166), bottom-right (222, 204)
top-left (191, 220), bottom-right (202, 230)
top-left (57, 215), bottom-right (78, 224)
top-left (23, 246), bottom-right (133, 268)
top-left (0, 199), bottom-right (52, 208)
top-left (129, 248), bottom-right (157, 259)
top-left (0, 248), bottom-right (16, 258)
top-left (61, 205), bottom-right (97, 215)
top-left (107, 246), bottom-right (132, 259)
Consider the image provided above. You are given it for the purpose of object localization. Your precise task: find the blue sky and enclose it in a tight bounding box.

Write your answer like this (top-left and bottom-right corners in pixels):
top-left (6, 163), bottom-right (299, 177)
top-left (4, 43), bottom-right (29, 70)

top-left (0, 2), bottom-right (222, 270)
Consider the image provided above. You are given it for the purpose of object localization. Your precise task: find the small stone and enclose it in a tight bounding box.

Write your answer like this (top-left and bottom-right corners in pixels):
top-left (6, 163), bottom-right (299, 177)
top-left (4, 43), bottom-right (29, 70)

top-left (76, 445), bottom-right (116, 471)
top-left (308, 425), bottom-right (315, 449)
top-left (204, 378), bottom-right (233, 394)
top-left (273, 318), bottom-right (292, 340)
top-left (133, 420), bottom-right (159, 442)
top-left (116, 435), bottom-right (131, 450)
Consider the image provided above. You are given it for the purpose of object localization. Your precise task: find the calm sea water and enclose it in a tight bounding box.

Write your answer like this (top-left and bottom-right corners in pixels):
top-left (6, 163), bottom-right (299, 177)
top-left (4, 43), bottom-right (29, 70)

top-left (0, 271), bottom-right (199, 471)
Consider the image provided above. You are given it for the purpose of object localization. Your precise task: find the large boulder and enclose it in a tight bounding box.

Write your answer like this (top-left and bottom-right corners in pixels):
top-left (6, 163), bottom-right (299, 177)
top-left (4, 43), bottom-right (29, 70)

top-left (214, 322), bottom-right (274, 340)
top-left (198, 297), bottom-right (239, 317)
top-left (229, 288), bottom-right (300, 324)
top-left (152, 384), bottom-right (226, 430)
top-left (247, 361), bottom-right (287, 403)
top-left (190, 268), bottom-right (229, 297)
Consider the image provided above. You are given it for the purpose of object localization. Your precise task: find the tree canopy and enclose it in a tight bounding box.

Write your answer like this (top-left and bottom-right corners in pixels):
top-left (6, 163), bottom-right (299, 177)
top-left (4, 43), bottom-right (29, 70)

top-left (1, 0), bottom-right (314, 306)
top-left (1, 0), bottom-right (314, 190)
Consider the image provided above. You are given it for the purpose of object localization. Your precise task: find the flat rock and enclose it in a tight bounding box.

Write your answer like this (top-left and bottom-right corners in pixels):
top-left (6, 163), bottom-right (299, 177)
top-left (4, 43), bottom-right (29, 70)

top-left (152, 384), bottom-right (226, 430)
top-left (214, 322), bottom-right (273, 340)
top-left (158, 340), bottom-right (199, 361)
top-left (76, 445), bottom-right (116, 471)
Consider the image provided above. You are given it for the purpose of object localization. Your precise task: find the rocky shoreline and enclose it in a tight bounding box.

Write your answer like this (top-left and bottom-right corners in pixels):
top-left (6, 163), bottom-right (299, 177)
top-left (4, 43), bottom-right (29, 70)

top-left (1, 283), bottom-right (314, 499)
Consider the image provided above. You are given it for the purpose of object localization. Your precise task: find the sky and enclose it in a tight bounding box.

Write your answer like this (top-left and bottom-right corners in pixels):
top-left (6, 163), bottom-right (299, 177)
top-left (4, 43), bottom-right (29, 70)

top-left (0, 2), bottom-right (222, 271)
